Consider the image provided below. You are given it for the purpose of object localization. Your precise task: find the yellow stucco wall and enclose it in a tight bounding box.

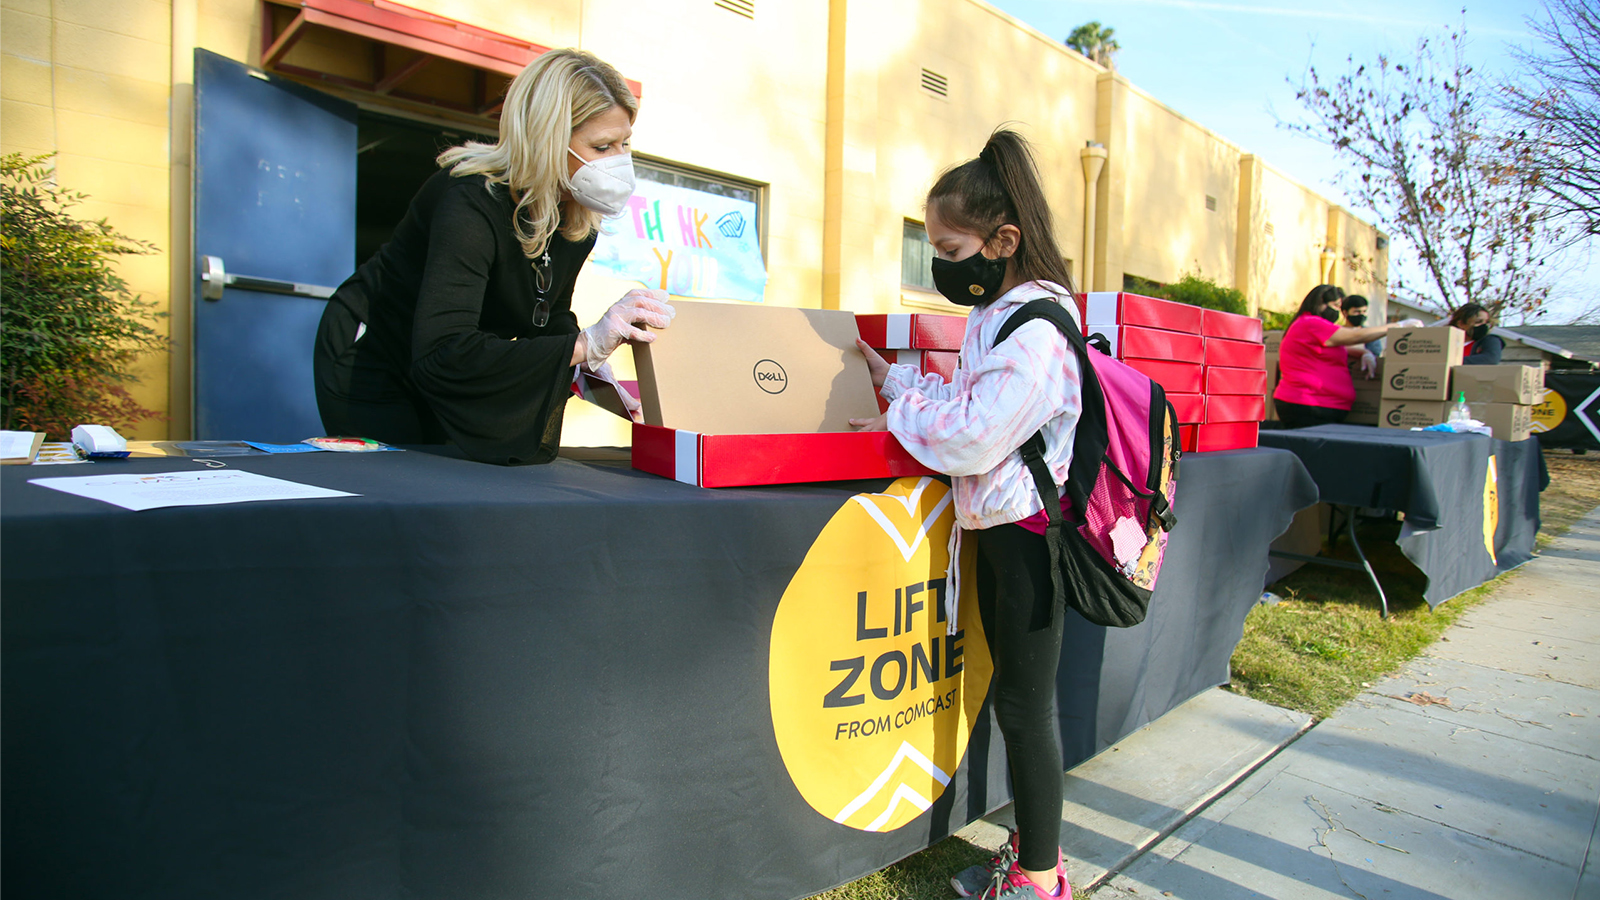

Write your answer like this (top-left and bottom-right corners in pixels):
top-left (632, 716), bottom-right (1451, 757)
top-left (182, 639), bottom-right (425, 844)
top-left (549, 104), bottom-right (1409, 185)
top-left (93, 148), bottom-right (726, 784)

top-left (3, 0), bottom-right (1386, 446)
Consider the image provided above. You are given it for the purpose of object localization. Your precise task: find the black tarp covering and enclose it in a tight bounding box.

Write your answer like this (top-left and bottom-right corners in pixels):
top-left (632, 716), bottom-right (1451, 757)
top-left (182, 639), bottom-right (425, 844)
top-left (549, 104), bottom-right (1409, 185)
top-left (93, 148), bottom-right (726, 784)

top-left (2, 446), bottom-right (1314, 900)
top-left (1259, 425), bottom-right (1542, 607)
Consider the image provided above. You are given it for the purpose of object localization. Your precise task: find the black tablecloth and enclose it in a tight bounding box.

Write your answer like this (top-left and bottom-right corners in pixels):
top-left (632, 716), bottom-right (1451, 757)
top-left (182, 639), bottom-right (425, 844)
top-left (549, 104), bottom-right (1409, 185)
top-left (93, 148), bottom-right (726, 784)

top-left (1258, 424), bottom-right (1541, 607)
top-left (2, 446), bottom-right (1314, 900)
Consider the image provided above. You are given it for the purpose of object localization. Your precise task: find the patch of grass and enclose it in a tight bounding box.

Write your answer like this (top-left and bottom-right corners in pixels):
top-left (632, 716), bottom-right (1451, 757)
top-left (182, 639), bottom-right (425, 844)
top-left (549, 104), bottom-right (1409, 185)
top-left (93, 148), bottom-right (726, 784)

top-left (807, 835), bottom-right (990, 900)
top-left (1537, 450), bottom-right (1600, 547)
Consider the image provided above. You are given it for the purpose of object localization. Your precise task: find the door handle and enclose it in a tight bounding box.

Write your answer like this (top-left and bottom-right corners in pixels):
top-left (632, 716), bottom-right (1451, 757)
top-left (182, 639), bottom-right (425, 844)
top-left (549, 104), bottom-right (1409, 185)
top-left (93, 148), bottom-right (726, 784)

top-left (200, 255), bottom-right (337, 301)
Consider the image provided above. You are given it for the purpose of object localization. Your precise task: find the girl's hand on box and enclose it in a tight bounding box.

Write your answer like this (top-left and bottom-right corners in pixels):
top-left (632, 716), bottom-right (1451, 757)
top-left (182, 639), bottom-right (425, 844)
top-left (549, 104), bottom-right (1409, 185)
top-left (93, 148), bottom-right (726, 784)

top-left (855, 339), bottom-right (890, 390)
top-left (850, 413), bottom-right (888, 432)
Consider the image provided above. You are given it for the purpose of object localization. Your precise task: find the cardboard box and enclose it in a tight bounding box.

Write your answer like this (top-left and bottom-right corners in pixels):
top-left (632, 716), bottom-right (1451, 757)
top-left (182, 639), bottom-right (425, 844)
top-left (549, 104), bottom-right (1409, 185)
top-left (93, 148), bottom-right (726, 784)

top-left (1204, 366), bottom-right (1268, 396)
top-left (1451, 364), bottom-right (1543, 405)
top-left (1201, 308), bottom-right (1265, 342)
top-left (1378, 399), bottom-right (1447, 430)
top-left (1081, 292), bottom-right (1204, 333)
top-left (631, 424), bottom-right (936, 488)
top-left (636, 301), bottom-right (880, 434)
top-left (1123, 358), bottom-right (1204, 394)
top-left (1193, 421), bottom-right (1259, 451)
top-left (1264, 329), bottom-right (1284, 351)
top-left (1467, 402), bottom-right (1533, 442)
top-left (1204, 338), bottom-right (1267, 370)
top-left (1205, 394), bottom-right (1266, 424)
top-left (1168, 392), bottom-right (1205, 425)
top-left (854, 313), bottom-right (967, 351)
top-left (1084, 324), bottom-right (1205, 363)
top-left (1383, 325), bottom-right (1465, 362)
top-left (1346, 395), bottom-right (1381, 426)
top-left (1381, 361), bottom-right (1453, 401)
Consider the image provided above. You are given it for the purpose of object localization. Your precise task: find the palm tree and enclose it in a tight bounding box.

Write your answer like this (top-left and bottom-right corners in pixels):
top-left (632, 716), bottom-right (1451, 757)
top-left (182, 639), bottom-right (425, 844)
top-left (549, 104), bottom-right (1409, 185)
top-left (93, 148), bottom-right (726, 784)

top-left (1066, 21), bottom-right (1120, 68)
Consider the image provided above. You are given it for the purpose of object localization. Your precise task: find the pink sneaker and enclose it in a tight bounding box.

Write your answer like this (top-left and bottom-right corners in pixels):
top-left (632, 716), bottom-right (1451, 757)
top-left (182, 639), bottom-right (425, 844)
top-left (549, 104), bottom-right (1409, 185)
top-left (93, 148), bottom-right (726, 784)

top-left (976, 858), bottom-right (1071, 900)
top-left (952, 830), bottom-right (1066, 898)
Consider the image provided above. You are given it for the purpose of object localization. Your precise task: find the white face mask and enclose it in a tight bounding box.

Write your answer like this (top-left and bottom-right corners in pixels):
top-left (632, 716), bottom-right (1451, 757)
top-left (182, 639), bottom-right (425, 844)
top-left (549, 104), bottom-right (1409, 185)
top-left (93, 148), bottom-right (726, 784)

top-left (567, 148), bottom-right (635, 216)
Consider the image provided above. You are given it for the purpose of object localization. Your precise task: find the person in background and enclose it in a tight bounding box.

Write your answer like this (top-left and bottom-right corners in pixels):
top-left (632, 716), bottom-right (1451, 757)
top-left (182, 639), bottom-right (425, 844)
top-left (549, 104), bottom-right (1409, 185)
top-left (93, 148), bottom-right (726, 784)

top-left (1450, 303), bottom-right (1505, 365)
top-left (1273, 285), bottom-right (1419, 428)
top-left (1341, 294), bottom-right (1384, 359)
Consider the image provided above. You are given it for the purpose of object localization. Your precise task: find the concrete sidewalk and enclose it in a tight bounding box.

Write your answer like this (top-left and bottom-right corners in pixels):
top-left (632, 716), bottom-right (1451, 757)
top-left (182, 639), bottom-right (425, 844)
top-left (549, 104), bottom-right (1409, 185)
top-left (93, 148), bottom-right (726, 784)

top-left (1091, 508), bottom-right (1600, 899)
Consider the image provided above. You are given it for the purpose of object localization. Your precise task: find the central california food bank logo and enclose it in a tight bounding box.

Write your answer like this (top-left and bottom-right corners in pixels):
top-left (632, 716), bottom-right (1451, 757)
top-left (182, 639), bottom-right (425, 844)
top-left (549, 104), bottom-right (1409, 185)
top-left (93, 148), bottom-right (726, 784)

top-left (769, 477), bottom-right (992, 832)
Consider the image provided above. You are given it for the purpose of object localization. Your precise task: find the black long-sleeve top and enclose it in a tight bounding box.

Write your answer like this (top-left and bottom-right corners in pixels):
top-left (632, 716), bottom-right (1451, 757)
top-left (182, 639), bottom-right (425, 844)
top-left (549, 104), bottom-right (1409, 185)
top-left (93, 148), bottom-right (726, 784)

top-left (1463, 333), bottom-right (1506, 366)
top-left (332, 169), bottom-right (596, 464)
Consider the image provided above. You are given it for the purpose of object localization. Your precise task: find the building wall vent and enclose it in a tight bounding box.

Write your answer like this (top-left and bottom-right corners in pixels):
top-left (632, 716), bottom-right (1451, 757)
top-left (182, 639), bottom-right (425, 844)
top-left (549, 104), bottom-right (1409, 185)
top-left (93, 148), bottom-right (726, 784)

top-left (1264, 222), bottom-right (1276, 236)
top-left (1204, 194), bottom-right (1217, 212)
top-left (715, 0), bottom-right (754, 18)
top-left (921, 69), bottom-right (949, 98)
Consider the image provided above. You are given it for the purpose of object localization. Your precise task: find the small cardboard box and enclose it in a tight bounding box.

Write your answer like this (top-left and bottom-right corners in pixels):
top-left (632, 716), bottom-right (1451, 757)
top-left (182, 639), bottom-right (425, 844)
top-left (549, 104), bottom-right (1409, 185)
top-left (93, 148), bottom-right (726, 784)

top-left (1381, 361), bottom-right (1453, 401)
top-left (1204, 366), bottom-right (1268, 396)
top-left (1168, 392), bottom-right (1205, 425)
top-left (1205, 394), bottom-right (1266, 424)
top-left (1200, 308), bottom-right (1265, 342)
top-left (1451, 364), bottom-right (1543, 405)
top-left (1084, 324), bottom-right (1205, 363)
top-left (1379, 399), bottom-right (1447, 430)
top-left (855, 313), bottom-right (967, 351)
top-left (1346, 395), bottom-right (1381, 426)
top-left (636, 300), bottom-right (880, 434)
top-left (1467, 402), bottom-right (1533, 442)
top-left (1383, 325), bottom-right (1464, 362)
top-left (1204, 338), bottom-right (1267, 370)
top-left (1264, 329), bottom-right (1284, 351)
top-left (1124, 358), bottom-right (1204, 394)
top-left (1193, 421), bottom-right (1259, 452)
top-left (1081, 292), bottom-right (1204, 334)
top-left (631, 424), bottom-right (936, 488)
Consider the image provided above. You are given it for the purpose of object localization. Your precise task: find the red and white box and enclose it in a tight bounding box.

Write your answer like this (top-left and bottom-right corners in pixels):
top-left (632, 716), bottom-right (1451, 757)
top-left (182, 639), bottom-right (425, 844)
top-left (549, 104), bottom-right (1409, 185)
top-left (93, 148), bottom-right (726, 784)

top-left (1179, 425), bottom-right (1198, 453)
top-left (1200, 308), bottom-right (1265, 343)
top-left (631, 424), bottom-right (936, 488)
top-left (1123, 359), bottom-right (1204, 394)
top-left (1205, 394), bottom-right (1266, 424)
top-left (1203, 338), bottom-right (1267, 369)
top-left (1192, 421), bottom-right (1259, 452)
top-left (855, 314), bottom-right (966, 350)
top-left (880, 349), bottom-right (958, 383)
top-left (1167, 393), bottom-right (1205, 425)
top-left (1204, 366), bottom-right (1268, 396)
top-left (1084, 324), bottom-right (1205, 363)
top-left (1081, 292), bottom-right (1204, 334)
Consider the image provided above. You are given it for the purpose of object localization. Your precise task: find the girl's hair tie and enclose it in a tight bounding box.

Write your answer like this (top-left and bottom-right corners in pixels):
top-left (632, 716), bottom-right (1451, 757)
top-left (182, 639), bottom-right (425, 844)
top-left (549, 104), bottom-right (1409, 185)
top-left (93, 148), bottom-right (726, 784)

top-left (979, 144), bottom-right (997, 165)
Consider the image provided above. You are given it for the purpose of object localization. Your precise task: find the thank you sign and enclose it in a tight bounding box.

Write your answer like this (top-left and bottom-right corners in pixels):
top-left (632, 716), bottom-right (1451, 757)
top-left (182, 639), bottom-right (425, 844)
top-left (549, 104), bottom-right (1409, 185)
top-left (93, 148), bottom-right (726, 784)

top-left (590, 177), bottom-right (767, 303)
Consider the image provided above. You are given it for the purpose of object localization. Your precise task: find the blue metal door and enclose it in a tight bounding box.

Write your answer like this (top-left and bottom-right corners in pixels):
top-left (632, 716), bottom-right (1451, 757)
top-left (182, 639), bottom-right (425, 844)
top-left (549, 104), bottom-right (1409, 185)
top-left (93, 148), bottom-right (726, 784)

top-left (192, 49), bottom-right (356, 441)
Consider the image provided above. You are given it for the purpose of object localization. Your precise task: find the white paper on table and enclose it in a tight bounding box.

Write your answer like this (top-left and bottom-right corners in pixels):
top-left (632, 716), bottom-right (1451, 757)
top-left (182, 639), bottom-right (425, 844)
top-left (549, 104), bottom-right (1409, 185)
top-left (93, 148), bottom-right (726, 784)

top-left (27, 469), bottom-right (359, 511)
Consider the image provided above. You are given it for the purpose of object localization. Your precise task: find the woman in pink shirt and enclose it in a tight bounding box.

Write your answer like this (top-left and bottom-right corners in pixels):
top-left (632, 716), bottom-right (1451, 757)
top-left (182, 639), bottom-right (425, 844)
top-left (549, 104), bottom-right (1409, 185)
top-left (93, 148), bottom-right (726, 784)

top-left (1273, 285), bottom-right (1412, 428)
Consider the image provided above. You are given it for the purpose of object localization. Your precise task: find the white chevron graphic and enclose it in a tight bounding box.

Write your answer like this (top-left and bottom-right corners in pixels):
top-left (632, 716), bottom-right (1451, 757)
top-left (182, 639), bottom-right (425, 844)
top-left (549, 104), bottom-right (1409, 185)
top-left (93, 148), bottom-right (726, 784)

top-left (833, 740), bottom-right (952, 828)
top-left (850, 478), bottom-right (952, 562)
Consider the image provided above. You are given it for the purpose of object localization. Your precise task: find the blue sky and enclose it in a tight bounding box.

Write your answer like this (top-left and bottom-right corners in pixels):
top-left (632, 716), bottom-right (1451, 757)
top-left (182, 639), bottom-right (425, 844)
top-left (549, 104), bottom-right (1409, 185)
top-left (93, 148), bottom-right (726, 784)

top-left (986, 0), bottom-right (1595, 323)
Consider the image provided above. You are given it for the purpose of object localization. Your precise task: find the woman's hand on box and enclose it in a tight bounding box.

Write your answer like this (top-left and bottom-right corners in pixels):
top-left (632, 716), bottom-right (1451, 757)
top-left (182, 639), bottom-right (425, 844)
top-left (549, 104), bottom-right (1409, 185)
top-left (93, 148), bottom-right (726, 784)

top-left (850, 413), bottom-right (888, 432)
top-left (855, 339), bottom-right (890, 390)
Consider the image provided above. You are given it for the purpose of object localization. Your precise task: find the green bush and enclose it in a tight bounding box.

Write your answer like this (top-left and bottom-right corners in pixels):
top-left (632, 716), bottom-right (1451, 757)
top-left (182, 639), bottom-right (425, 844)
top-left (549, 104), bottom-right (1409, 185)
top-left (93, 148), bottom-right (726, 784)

top-left (1, 153), bottom-right (166, 439)
top-left (1259, 308), bottom-right (1295, 331)
top-left (1123, 271), bottom-right (1248, 316)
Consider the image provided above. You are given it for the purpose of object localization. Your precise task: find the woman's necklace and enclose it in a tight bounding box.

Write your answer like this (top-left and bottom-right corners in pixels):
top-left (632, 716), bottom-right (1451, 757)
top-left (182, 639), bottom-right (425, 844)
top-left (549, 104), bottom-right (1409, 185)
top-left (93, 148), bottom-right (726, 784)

top-left (531, 250), bottom-right (552, 327)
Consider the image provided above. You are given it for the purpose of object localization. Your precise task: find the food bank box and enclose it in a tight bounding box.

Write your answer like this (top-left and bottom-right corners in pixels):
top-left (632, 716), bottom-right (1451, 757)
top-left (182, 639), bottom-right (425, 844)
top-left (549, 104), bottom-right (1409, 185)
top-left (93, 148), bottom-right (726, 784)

top-left (1381, 361), bottom-right (1453, 401)
top-left (1451, 364), bottom-right (1542, 405)
top-left (1467, 402), bottom-right (1533, 442)
top-left (855, 313), bottom-right (966, 350)
top-left (1081, 292), bottom-right (1204, 333)
top-left (1383, 325), bottom-right (1464, 362)
top-left (1378, 399), bottom-right (1447, 430)
top-left (1084, 324), bottom-right (1205, 362)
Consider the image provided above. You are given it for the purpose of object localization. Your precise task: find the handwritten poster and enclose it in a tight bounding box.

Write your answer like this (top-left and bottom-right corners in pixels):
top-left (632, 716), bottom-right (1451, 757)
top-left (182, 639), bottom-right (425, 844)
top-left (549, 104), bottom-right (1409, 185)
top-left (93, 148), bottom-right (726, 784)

top-left (590, 178), bottom-right (767, 303)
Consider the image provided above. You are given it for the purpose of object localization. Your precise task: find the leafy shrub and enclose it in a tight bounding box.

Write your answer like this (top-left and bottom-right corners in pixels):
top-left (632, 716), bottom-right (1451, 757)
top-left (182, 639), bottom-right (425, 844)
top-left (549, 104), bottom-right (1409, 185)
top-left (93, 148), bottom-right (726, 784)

top-left (1123, 271), bottom-right (1248, 315)
top-left (1, 153), bottom-right (166, 439)
top-left (1259, 308), bottom-right (1296, 331)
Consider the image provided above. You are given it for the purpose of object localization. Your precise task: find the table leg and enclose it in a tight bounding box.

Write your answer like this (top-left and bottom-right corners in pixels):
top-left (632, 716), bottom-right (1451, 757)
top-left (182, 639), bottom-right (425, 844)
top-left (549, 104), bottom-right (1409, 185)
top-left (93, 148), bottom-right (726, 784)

top-left (1268, 504), bottom-right (1391, 618)
top-left (1344, 507), bottom-right (1390, 619)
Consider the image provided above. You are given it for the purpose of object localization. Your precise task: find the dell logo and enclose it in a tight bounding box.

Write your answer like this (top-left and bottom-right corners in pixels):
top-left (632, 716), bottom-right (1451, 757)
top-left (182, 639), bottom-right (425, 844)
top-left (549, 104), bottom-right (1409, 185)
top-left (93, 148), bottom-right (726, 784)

top-left (754, 359), bottom-right (788, 394)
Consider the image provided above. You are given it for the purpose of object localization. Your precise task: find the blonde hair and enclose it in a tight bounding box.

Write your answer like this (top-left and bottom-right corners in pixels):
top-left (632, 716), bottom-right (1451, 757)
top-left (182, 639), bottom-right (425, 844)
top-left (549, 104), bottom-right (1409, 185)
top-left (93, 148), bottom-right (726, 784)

top-left (437, 49), bottom-right (637, 259)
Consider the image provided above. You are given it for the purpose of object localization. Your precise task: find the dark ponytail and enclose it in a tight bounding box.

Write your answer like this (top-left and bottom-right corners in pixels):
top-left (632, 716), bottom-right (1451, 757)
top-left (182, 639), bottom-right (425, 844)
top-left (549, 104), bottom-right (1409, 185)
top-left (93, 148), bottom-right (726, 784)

top-left (927, 128), bottom-right (1076, 297)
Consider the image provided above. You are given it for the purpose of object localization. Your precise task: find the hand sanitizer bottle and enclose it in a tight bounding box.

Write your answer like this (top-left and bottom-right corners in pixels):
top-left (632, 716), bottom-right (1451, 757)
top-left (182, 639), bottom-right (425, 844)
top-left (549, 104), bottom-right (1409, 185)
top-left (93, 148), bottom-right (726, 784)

top-left (1448, 391), bottom-right (1471, 426)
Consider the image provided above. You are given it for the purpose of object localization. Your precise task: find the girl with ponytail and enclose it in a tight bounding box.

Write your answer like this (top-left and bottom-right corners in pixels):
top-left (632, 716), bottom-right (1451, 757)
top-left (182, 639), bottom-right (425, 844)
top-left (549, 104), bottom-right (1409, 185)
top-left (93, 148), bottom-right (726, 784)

top-left (850, 128), bottom-right (1082, 900)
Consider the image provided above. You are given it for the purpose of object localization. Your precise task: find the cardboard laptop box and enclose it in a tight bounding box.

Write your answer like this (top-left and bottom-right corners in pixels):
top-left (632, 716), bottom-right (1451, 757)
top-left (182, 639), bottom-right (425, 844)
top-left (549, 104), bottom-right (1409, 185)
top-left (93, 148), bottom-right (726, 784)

top-left (1451, 364), bottom-right (1543, 405)
top-left (1379, 399), bottom-right (1447, 430)
top-left (854, 313), bottom-right (967, 351)
top-left (1381, 361), bottom-right (1453, 401)
top-left (1467, 402), bottom-right (1533, 442)
top-left (1383, 325), bottom-right (1464, 362)
top-left (1084, 324), bottom-right (1205, 363)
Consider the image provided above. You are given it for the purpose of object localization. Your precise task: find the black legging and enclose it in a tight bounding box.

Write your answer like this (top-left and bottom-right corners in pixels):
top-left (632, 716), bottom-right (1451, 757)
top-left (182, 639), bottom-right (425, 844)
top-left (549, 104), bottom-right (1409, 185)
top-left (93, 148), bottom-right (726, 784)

top-left (974, 523), bottom-right (1065, 873)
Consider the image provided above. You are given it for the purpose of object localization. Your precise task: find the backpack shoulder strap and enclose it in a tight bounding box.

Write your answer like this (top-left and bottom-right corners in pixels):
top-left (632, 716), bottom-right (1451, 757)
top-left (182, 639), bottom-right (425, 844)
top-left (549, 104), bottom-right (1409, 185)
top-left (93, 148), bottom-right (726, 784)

top-left (995, 298), bottom-right (1086, 349)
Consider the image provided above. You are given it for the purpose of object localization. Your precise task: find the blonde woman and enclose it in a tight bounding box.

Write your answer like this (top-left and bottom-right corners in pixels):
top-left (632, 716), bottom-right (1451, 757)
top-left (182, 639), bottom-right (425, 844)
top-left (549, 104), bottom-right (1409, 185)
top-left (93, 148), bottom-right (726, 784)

top-left (313, 48), bottom-right (673, 465)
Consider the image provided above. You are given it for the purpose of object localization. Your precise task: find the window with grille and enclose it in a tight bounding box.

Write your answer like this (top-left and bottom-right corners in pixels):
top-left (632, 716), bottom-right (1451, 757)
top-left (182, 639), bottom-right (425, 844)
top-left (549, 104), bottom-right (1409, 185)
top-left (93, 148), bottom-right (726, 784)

top-left (902, 220), bottom-right (936, 291)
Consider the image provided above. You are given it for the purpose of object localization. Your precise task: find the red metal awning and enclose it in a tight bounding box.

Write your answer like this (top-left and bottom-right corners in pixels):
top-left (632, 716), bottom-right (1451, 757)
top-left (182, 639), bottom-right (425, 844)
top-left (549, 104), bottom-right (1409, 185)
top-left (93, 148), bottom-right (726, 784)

top-left (260, 0), bottom-right (641, 119)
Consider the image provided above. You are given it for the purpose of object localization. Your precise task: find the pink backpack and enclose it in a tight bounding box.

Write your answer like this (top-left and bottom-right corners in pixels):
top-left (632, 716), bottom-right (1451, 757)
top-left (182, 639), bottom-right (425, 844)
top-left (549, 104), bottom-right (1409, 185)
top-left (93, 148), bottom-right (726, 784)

top-left (995, 299), bottom-right (1181, 627)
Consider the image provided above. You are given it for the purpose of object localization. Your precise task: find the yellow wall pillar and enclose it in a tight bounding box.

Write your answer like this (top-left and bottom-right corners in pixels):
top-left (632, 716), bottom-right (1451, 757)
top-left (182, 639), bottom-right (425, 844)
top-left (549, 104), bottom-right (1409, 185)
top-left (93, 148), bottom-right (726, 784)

top-left (1234, 153), bottom-right (1262, 314)
top-left (169, 0), bottom-right (197, 440)
top-left (1092, 71), bottom-right (1129, 293)
top-left (1079, 143), bottom-right (1106, 293)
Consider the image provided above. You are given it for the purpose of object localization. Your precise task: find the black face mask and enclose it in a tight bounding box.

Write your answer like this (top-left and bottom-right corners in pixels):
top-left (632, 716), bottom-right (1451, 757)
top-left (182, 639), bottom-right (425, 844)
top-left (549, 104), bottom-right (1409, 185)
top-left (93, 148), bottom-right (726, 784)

top-left (1318, 306), bottom-right (1341, 323)
top-left (1345, 313), bottom-right (1367, 327)
top-left (931, 249), bottom-right (1009, 307)
top-left (1470, 323), bottom-right (1490, 342)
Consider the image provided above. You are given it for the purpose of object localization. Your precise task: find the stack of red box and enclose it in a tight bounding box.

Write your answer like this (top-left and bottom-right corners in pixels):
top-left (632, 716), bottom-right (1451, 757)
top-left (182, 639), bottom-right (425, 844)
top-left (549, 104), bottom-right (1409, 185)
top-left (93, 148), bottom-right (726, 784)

top-left (855, 313), bottom-right (966, 412)
top-left (1080, 293), bottom-right (1263, 452)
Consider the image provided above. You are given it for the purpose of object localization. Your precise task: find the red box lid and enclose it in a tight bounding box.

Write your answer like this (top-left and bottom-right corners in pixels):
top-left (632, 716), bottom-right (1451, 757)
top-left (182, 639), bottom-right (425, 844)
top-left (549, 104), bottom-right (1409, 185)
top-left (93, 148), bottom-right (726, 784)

top-left (1204, 338), bottom-right (1267, 369)
top-left (1080, 292), bottom-right (1204, 334)
top-left (1085, 324), bottom-right (1205, 363)
top-left (856, 313), bottom-right (967, 350)
top-left (1167, 392), bottom-right (1205, 425)
top-left (1203, 366), bottom-right (1268, 396)
top-left (1204, 394), bottom-right (1266, 424)
top-left (1200, 308), bottom-right (1265, 342)
top-left (1123, 358), bottom-right (1204, 394)
top-left (1179, 425), bottom-right (1198, 453)
top-left (875, 349), bottom-right (957, 384)
top-left (1193, 421), bottom-right (1259, 452)
top-left (631, 423), bottom-right (936, 488)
